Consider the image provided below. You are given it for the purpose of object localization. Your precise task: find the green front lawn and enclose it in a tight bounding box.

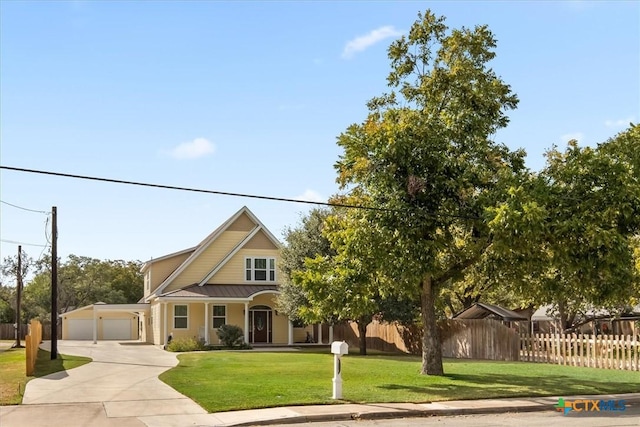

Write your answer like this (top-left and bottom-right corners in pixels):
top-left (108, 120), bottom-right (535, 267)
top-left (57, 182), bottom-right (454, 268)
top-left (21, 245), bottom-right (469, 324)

top-left (0, 347), bottom-right (91, 405)
top-left (159, 350), bottom-right (640, 413)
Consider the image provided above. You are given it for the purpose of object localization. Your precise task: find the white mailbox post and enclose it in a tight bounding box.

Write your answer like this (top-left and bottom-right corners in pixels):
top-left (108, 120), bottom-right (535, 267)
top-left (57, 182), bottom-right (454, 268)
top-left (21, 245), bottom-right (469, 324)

top-left (331, 341), bottom-right (348, 399)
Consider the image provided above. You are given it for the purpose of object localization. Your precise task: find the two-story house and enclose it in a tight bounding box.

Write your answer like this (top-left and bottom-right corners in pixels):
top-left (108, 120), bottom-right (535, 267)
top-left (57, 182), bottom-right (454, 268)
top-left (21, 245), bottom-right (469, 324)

top-left (61, 207), bottom-right (306, 346)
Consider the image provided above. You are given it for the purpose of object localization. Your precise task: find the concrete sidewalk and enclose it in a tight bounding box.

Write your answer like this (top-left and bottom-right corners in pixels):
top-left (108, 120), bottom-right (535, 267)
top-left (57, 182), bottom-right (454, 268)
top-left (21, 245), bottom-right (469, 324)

top-left (137, 393), bottom-right (640, 426)
top-left (3, 392), bottom-right (640, 426)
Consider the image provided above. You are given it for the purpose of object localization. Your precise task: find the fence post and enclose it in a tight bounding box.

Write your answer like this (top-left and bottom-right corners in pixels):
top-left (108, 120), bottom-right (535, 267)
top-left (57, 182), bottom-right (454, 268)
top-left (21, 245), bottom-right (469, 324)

top-left (633, 335), bottom-right (640, 371)
top-left (624, 335), bottom-right (630, 371)
top-left (615, 335), bottom-right (620, 370)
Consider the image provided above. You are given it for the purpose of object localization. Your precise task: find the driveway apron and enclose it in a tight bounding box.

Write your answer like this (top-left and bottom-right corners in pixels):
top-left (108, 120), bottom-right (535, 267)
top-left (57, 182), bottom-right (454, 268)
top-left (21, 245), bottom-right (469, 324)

top-left (20, 340), bottom-right (206, 420)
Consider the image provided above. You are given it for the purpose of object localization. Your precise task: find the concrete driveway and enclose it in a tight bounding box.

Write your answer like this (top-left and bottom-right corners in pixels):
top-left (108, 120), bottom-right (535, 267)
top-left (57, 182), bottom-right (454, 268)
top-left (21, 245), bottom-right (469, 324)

top-left (0, 340), bottom-right (206, 427)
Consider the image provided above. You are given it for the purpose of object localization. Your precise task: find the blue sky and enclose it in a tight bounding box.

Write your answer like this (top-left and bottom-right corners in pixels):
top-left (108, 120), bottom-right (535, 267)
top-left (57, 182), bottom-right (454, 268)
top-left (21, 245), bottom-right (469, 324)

top-left (1, 1), bottom-right (638, 272)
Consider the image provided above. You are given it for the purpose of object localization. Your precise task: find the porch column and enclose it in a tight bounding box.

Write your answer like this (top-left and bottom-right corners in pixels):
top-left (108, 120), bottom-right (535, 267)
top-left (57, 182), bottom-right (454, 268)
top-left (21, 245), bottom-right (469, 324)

top-left (204, 302), bottom-right (209, 345)
top-left (163, 302), bottom-right (168, 347)
top-left (317, 323), bottom-right (323, 344)
top-left (92, 306), bottom-right (97, 344)
top-left (244, 302), bottom-right (249, 344)
top-left (288, 320), bottom-right (293, 345)
top-left (329, 325), bottom-right (334, 343)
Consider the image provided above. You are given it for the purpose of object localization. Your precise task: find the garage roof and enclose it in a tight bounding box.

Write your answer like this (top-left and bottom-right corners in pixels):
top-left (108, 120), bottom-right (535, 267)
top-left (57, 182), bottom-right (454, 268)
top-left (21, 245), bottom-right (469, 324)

top-left (62, 303), bottom-right (149, 315)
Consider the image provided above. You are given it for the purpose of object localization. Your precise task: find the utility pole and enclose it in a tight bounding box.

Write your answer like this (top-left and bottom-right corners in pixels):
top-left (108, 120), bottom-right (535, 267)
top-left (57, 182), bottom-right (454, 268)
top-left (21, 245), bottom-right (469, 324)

top-left (51, 206), bottom-right (58, 360)
top-left (14, 245), bottom-right (23, 348)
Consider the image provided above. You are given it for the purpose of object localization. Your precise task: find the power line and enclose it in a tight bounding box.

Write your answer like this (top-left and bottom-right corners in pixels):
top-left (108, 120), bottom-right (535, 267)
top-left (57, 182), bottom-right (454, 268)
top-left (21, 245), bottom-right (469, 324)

top-left (0, 239), bottom-right (48, 248)
top-left (0, 165), bottom-right (365, 208)
top-left (44, 215), bottom-right (52, 245)
top-left (0, 200), bottom-right (50, 214)
top-left (0, 165), bottom-right (482, 220)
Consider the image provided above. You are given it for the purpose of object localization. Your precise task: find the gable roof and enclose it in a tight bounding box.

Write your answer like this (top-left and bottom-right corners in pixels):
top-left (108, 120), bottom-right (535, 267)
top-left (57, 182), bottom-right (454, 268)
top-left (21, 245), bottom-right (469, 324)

top-left (453, 302), bottom-right (528, 322)
top-left (140, 246), bottom-right (196, 272)
top-left (147, 206), bottom-right (281, 300)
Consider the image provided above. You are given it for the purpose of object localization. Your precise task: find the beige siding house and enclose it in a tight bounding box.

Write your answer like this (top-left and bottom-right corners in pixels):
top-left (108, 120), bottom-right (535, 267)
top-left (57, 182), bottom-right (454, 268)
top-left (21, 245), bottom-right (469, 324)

top-left (61, 207), bottom-right (322, 345)
top-left (143, 206), bottom-right (297, 346)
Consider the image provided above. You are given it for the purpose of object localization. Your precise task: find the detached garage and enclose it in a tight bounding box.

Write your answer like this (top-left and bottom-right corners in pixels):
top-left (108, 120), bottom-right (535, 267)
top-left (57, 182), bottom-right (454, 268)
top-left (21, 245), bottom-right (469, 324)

top-left (62, 302), bottom-right (149, 342)
top-left (66, 319), bottom-right (94, 340)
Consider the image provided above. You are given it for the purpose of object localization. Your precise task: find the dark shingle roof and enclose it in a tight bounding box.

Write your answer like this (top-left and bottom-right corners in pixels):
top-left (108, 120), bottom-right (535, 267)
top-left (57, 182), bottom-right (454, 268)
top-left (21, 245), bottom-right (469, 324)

top-left (161, 284), bottom-right (278, 299)
top-left (453, 302), bottom-right (528, 321)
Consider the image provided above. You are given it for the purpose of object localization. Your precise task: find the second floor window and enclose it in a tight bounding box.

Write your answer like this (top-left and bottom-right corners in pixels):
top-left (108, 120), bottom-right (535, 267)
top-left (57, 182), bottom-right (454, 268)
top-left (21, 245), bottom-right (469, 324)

top-left (245, 257), bottom-right (275, 282)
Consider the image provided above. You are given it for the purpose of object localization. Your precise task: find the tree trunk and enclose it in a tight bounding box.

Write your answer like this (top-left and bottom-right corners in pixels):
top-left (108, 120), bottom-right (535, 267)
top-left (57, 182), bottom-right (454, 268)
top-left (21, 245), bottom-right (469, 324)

top-left (357, 318), bottom-right (367, 355)
top-left (558, 300), bottom-right (568, 332)
top-left (421, 275), bottom-right (443, 375)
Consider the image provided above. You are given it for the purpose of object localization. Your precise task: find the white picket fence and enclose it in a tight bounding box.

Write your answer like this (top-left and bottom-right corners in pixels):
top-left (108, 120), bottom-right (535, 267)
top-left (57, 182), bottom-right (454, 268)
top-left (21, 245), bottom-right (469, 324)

top-left (520, 333), bottom-right (640, 371)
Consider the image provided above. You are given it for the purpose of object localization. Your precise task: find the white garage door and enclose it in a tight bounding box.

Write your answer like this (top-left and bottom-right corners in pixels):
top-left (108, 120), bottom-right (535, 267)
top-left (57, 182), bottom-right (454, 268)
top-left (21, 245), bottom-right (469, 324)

top-left (103, 319), bottom-right (132, 340)
top-left (67, 319), bottom-right (94, 340)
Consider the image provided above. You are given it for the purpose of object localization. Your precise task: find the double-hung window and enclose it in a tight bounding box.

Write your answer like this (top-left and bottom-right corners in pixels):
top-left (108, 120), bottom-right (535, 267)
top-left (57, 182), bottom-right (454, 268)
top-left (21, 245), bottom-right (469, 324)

top-left (212, 305), bottom-right (226, 329)
top-left (245, 257), bottom-right (276, 282)
top-left (174, 305), bottom-right (188, 329)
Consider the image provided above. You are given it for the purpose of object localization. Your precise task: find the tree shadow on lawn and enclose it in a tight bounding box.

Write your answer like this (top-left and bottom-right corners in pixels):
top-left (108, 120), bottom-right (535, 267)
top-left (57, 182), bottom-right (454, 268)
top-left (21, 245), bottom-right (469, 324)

top-left (376, 372), bottom-right (640, 399)
top-left (354, 354), bottom-right (421, 363)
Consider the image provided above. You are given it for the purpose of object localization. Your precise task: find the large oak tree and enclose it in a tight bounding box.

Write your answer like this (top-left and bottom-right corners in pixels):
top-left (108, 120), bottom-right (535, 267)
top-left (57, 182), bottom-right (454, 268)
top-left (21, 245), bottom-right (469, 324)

top-left (333, 10), bottom-right (523, 375)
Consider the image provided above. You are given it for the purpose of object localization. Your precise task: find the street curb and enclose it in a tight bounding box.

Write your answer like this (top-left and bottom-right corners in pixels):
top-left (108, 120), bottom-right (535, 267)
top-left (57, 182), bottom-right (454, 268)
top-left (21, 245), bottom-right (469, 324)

top-left (230, 395), bottom-right (640, 426)
top-left (231, 404), bottom-right (554, 426)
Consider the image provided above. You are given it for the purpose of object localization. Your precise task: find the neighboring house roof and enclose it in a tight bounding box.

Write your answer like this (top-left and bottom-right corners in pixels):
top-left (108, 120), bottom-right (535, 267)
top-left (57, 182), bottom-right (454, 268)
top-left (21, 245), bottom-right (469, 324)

top-left (531, 304), bottom-right (640, 323)
top-left (161, 284), bottom-right (278, 299)
top-left (147, 206), bottom-right (281, 301)
top-left (531, 305), bottom-right (555, 321)
top-left (453, 302), bottom-right (528, 322)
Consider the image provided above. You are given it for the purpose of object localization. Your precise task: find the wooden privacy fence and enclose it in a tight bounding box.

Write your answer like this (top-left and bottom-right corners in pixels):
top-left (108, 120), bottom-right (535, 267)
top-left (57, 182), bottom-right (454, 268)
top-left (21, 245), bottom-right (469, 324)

top-left (521, 333), bottom-right (640, 371)
top-left (332, 319), bottom-right (518, 359)
top-left (440, 319), bottom-right (520, 361)
top-left (0, 323), bottom-right (29, 340)
top-left (25, 320), bottom-right (42, 376)
top-left (334, 320), bottom-right (640, 370)
top-left (333, 321), bottom-right (421, 354)
top-left (0, 322), bottom-right (60, 340)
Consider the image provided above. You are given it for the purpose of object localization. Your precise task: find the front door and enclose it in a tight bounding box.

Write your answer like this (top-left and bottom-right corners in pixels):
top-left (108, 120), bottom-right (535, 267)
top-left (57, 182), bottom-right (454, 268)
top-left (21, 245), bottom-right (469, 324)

top-left (251, 310), bottom-right (270, 343)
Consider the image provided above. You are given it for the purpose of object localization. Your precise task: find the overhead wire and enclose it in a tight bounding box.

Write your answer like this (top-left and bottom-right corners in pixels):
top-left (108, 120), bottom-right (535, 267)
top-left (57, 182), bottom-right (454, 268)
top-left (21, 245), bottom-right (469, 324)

top-left (0, 199), bottom-right (50, 214)
top-left (0, 198), bottom-right (52, 262)
top-left (0, 165), bottom-right (483, 221)
top-left (0, 239), bottom-right (48, 248)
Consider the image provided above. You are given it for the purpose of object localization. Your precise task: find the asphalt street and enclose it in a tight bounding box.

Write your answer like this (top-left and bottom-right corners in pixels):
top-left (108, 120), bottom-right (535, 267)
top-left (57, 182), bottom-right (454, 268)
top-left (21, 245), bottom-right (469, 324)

top-left (268, 401), bottom-right (640, 427)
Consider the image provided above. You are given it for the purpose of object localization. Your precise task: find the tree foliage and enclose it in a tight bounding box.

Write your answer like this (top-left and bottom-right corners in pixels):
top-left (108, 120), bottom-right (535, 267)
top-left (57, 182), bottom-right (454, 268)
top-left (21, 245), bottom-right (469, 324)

top-left (277, 207), bottom-right (419, 355)
top-left (332, 10), bottom-right (523, 375)
top-left (0, 248), bottom-right (33, 323)
top-left (490, 125), bottom-right (640, 328)
top-left (276, 208), bottom-right (335, 323)
top-left (22, 254), bottom-right (143, 320)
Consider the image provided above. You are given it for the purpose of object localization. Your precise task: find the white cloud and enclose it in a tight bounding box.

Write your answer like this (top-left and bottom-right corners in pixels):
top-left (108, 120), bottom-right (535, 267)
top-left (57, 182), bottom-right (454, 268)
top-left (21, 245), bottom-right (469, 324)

top-left (164, 137), bottom-right (215, 160)
top-left (342, 25), bottom-right (403, 59)
top-left (604, 116), bottom-right (635, 128)
top-left (560, 132), bottom-right (584, 144)
top-left (295, 189), bottom-right (325, 203)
